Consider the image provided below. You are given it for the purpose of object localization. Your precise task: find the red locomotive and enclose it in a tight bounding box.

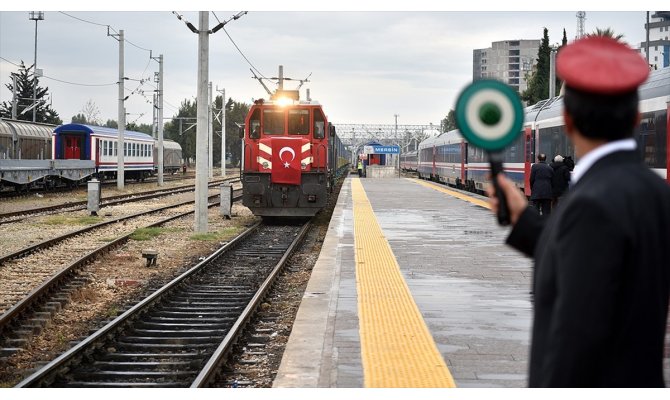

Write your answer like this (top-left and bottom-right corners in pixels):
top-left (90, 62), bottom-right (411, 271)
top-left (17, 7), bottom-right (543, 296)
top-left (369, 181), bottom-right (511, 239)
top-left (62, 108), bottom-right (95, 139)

top-left (240, 72), bottom-right (349, 217)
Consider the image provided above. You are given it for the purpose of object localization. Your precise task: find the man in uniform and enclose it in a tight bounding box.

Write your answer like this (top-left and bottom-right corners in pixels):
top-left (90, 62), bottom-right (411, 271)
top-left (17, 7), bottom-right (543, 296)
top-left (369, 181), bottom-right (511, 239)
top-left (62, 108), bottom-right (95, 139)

top-left (488, 36), bottom-right (670, 387)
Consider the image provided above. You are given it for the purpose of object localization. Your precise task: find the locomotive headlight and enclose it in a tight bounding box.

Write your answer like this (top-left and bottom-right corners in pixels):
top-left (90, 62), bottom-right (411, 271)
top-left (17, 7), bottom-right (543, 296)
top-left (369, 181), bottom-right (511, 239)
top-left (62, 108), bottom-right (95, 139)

top-left (262, 161), bottom-right (269, 169)
top-left (275, 97), bottom-right (293, 107)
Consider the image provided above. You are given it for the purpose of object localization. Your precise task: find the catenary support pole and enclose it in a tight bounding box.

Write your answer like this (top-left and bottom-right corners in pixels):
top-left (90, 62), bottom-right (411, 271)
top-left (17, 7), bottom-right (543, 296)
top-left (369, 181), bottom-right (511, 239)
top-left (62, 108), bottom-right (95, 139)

top-left (195, 12), bottom-right (209, 233)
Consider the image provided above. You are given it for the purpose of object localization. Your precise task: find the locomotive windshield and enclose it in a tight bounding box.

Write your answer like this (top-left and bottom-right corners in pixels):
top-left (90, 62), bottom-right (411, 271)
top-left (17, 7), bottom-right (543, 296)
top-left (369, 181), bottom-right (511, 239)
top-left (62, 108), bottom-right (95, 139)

top-left (263, 109), bottom-right (284, 135)
top-left (288, 109), bottom-right (309, 135)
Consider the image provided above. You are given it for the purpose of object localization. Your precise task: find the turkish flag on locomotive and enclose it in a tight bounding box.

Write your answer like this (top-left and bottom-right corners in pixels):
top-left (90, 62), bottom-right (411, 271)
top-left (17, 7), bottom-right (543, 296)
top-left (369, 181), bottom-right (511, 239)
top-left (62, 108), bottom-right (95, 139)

top-left (271, 137), bottom-right (303, 185)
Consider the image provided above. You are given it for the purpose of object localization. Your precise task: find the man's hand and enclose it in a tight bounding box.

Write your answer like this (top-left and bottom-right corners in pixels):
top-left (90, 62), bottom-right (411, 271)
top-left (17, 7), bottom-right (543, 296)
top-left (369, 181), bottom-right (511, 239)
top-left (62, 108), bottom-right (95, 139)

top-left (486, 174), bottom-right (528, 226)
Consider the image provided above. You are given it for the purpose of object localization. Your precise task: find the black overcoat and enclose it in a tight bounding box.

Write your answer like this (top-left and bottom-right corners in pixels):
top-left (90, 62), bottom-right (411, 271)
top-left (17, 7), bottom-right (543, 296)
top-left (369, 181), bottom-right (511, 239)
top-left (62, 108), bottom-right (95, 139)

top-left (507, 150), bottom-right (670, 387)
top-left (530, 161), bottom-right (554, 200)
top-left (550, 161), bottom-right (571, 198)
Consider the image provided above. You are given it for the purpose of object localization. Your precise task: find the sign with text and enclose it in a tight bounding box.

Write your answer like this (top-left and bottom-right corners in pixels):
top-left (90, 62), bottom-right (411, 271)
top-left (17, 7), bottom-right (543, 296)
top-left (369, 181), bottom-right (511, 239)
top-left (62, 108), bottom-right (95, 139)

top-left (363, 145), bottom-right (400, 154)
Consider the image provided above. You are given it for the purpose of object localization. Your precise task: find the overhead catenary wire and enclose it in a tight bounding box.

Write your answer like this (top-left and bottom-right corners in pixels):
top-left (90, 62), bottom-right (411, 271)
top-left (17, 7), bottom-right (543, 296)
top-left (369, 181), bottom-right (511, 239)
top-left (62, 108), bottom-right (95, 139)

top-left (59, 11), bottom-right (152, 54)
top-left (2, 56), bottom-right (117, 87)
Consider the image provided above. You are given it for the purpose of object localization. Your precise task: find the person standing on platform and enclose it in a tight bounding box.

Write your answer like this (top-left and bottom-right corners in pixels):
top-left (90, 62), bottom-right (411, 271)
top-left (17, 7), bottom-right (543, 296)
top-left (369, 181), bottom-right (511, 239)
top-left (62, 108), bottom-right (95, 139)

top-left (530, 153), bottom-right (553, 216)
top-left (357, 159), bottom-right (363, 178)
top-left (487, 36), bottom-right (670, 387)
top-left (550, 154), bottom-right (571, 208)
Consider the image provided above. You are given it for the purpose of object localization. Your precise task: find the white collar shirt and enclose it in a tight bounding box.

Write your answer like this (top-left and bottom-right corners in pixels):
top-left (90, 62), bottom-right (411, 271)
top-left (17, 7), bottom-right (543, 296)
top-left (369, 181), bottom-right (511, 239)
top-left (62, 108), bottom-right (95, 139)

top-left (571, 138), bottom-right (637, 184)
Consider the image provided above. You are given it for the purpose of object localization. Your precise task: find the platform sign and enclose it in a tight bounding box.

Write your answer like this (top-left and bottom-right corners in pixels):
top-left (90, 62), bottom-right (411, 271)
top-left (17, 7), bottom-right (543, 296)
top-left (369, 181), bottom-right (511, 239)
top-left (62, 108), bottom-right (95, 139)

top-left (364, 145), bottom-right (400, 154)
top-left (455, 79), bottom-right (524, 226)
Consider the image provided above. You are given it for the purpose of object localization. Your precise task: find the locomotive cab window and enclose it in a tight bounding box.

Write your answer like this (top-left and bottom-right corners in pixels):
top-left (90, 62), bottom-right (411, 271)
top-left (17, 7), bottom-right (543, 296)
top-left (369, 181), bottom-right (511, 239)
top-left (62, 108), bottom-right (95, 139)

top-left (249, 109), bottom-right (261, 139)
top-left (288, 109), bottom-right (309, 135)
top-left (263, 109), bottom-right (284, 135)
top-left (314, 109), bottom-right (325, 139)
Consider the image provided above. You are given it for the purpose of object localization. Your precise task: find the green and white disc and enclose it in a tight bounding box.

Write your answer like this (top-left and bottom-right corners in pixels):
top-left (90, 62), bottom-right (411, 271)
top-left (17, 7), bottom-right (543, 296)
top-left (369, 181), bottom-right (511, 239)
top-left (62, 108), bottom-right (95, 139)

top-left (454, 80), bottom-right (524, 151)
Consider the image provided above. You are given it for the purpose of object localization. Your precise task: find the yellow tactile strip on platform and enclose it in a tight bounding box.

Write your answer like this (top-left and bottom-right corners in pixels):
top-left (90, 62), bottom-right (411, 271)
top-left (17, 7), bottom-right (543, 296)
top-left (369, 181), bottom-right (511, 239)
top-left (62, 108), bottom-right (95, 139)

top-left (411, 178), bottom-right (491, 209)
top-left (351, 178), bottom-right (456, 388)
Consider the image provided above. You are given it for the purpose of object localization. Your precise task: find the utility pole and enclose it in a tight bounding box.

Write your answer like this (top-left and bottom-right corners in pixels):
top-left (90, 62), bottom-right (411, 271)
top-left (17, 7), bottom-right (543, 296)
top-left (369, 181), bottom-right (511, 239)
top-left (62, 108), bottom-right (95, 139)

top-left (29, 11), bottom-right (44, 123)
top-left (174, 10), bottom-right (247, 233)
top-left (110, 29), bottom-right (126, 190)
top-left (195, 12), bottom-right (210, 233)
top-left (11, 74), bottom-right (18, 119)
top-left (216, 86), bottom-right (226, 177)
top-left (208, 81), bottom-right (214, 179)
top-left (549, 48), bottom-right (556, 98)
top-left (151, 52), bottom-right (165, 186)
top-left (222, 88), bottom-right (226, 177)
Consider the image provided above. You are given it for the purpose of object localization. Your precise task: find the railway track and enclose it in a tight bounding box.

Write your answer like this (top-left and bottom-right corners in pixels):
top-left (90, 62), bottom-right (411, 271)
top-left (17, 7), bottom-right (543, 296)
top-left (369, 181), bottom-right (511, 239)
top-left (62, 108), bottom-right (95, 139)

top-left (0, 177), bottom-right (239, 225)
top-left (15, 221), bottom-right (310, 387)
top-left (0, 173), bottom-right (195, 201)
top-left (0, 189), bottom-right (243, 360)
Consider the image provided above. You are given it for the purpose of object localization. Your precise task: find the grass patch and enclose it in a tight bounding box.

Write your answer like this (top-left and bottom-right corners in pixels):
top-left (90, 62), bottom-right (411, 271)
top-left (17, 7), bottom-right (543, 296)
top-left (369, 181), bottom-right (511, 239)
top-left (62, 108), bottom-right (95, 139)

top-left (130, 227), bottom-right (164, 241)
top-left (43, 215), bottom-right (102, 225)
top-left (190, 233), bottom-right (219, 241)
top-left (190, 227), bottom-right (239, 241)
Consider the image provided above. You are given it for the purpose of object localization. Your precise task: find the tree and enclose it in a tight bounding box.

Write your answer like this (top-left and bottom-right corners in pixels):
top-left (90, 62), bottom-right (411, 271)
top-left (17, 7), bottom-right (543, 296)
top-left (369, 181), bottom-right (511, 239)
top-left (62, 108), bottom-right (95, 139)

top-left (71, 113), bottom-right (88, 124)
top-left (562, 28), bottom-right (568, 47)
top-left (223, 98), bottom-right (250, 167)
top-left (126, 122), bottom-right (153, 135)
top-left (81, 99), bottom-right (101, 125)
top-left (162, 96), bottom-right (249, 167)
top-left (521, 28), bottom-right (551, 105)
top-left (71, 99), bottom-right (102, 125)
top-left (0, 60), bottom-right (62, 124)
top-left (441, 110), bottom-right (456, 132)
top-left (587, 27), bottom-right (624, 41)
top-left (163, 99), bottom-right (198, 164)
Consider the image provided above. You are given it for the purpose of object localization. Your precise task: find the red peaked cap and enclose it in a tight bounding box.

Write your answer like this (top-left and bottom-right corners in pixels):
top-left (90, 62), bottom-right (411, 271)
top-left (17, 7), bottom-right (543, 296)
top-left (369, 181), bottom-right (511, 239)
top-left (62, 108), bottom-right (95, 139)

top-left (557, 36), bottom-right (649, 94)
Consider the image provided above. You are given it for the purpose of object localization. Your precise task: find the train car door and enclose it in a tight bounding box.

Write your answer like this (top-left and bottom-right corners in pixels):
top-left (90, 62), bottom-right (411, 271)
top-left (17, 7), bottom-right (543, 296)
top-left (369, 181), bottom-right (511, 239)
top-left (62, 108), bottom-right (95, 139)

top-left (64, 136), bottom-right (81, 159)
top-left (432, 145), bottom-right (436, 178)
top-left (523, 127), bottom-right (533, 196)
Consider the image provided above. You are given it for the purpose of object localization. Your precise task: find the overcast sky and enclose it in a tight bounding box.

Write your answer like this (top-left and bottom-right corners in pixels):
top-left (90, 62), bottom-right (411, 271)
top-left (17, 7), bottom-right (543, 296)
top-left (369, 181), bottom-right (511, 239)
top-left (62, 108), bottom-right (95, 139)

top-left (0, 3), bottom-right (664, 127)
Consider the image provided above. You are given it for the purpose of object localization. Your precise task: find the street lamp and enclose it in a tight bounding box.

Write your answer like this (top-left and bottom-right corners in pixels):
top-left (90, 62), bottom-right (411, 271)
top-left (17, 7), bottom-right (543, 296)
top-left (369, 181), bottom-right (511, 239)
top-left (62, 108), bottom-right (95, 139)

top-left (29, 11), bottom-right (44, 122)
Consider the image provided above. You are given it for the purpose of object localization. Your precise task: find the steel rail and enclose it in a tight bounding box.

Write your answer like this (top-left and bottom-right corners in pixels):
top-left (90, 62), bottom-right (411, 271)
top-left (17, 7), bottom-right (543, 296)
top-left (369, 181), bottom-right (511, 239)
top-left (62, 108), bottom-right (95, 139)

top-left (15, 219), bottom-right (262, 387)
top-left (0, 191), bottom-right (243, 341)
top-left (192, 220), bottom-right (311, 387)
top-left (0, 177), bottom-right (239, 223)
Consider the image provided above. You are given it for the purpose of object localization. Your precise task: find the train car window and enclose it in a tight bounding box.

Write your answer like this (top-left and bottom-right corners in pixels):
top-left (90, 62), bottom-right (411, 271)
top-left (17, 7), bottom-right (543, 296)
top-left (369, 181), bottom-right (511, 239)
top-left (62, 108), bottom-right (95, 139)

top-left (288, 109), bottom-right (310, 135)
top-left (538, 126), bottom-right (573, 162)
top-left (313, 109), bottom-right (325, 139)
top-left (124, 142), bottom-right (127, 157)
top-left (263, 109), bottom-right (284, 135)
top-left (635, 111), bottom-right (667, 169)
top-left (114, 142), bottom-right (118, 157)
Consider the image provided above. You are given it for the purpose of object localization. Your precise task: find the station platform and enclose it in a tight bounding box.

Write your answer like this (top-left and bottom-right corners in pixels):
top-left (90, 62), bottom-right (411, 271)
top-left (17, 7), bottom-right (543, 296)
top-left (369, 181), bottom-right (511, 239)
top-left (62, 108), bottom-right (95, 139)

top-left (273, 176), bottom-right (535, 388)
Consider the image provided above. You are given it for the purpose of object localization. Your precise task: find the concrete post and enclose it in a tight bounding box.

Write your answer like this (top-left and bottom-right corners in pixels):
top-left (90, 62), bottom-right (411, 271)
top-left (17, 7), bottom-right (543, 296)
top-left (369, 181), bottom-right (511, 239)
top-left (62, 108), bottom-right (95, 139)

top-left (157, 54), bottom-right (164, 186)
top-left (220, 183), bottom-right (232, 219)
top-left (195, 12), bottom-right (209, 233)
top-left (222, 88), bottom-right (226, 177)
top-left (117, 30), bottom-right (125, 190)
top-left (208, 81), bottom-right (213, 179)
top-left (87, 178), bottom-right (101, 216)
